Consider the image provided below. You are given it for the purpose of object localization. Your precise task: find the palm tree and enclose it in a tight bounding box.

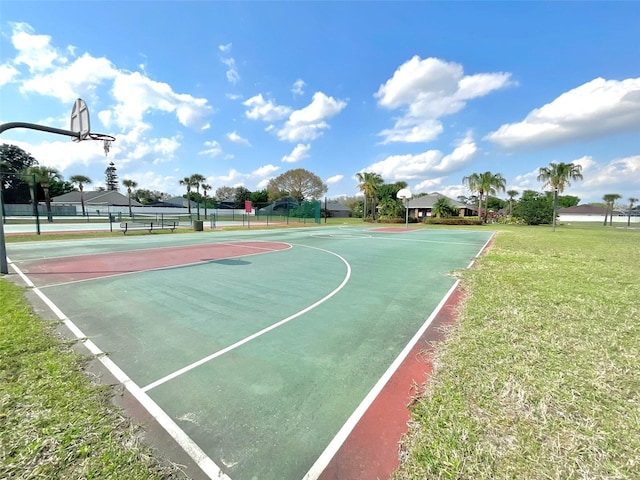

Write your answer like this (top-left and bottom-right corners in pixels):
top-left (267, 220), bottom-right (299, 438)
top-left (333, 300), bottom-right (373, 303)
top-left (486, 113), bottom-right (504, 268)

top-left (201, 183), bottom-right (212, 218)
top-left (462, 172), bottom-right (483, 220)
top-left (537, 162), bottom-right (583, 231)
top-left (190, 173), bottom-right (206, 219)
top-left (478, 171), bottom-right (507, 222)
top-left (69, 175), bottom-right (92, 216)
top-left (179, 176), bottom-right (193, 215)
top-left (122, 179), bottom-right (138, 218)
top-left (25, 166), bottom-right (62, 222)
top-left (356, 172), bottom-right (384, 221)
top-left (627, 197), bottom-right (638, 227)
top-left (602, 193), bottom-right (621, 227)
top-left (432, 197), bottom-right (455, 218)
top-left (506, 189), bottom-right (519, 217)
top-left (463, 171), bottom-right (506, 223)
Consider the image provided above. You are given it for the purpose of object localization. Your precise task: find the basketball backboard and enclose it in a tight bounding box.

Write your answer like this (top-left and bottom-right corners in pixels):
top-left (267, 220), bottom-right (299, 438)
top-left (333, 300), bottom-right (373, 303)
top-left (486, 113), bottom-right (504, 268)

top-left (397, 188), bottom-right (412, 201)
top-left (70, 98), bottom-right (90, 141)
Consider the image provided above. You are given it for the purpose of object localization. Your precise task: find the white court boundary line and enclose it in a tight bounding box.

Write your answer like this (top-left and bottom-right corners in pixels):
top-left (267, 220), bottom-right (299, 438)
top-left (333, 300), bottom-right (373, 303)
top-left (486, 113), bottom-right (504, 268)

top-left (302, 230), bottom-right (496, 480)
top-left (7, 256), bottom-right (232, 480)
top-left (142, 244), bottom-right (351, 392)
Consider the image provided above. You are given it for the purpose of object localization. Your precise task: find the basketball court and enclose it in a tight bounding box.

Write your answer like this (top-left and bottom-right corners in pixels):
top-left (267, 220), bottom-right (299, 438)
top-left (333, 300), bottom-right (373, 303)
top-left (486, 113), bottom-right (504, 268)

top-left (5, 225), bottom-right (493, 480)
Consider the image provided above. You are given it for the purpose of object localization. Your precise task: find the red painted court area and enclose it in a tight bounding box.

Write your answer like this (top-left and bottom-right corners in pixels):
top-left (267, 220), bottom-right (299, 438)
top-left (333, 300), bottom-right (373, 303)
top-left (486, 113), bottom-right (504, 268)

top-left (20, 241), bottom-right (290, 287)
top-left (318, 288), bottom-right (462, 480)
top-left (371, 227), bottom-right (421, 233)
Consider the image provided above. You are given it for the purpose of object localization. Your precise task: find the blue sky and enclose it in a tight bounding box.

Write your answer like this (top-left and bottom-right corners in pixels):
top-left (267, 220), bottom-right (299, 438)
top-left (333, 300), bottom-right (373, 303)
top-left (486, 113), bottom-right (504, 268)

top-left (1, 1), bottom-right (639, 204)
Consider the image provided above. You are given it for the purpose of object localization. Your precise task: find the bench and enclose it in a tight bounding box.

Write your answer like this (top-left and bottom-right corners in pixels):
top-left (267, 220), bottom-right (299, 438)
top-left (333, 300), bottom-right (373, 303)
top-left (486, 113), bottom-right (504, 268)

top-left (120, 221), bottom-right (177, 234)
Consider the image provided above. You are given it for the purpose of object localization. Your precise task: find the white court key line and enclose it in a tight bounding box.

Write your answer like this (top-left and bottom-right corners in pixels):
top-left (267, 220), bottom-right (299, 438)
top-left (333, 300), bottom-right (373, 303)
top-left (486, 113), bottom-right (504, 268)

top-left (142, 244), bottom-right (352, 393)
top-left (301, 233), bottom-right (495, 480)
top-left (7, 256), bottom-right (231, 480)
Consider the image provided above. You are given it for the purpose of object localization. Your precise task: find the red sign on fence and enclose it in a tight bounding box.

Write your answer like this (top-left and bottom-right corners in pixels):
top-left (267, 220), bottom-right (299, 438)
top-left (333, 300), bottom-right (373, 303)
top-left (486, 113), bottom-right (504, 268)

top-left (245, 200), bottom-right (252, 213)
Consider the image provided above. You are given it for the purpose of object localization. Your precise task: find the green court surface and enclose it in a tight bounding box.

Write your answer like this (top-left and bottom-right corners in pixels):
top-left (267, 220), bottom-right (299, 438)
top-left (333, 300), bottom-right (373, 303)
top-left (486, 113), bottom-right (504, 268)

top-left (7, 226), bottom-right (493, 480)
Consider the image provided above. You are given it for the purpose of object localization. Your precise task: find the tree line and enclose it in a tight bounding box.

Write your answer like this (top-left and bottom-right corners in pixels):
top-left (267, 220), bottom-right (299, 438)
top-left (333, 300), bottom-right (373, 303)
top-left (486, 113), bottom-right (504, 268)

top-left (1, 143), bottom-right (637, 226)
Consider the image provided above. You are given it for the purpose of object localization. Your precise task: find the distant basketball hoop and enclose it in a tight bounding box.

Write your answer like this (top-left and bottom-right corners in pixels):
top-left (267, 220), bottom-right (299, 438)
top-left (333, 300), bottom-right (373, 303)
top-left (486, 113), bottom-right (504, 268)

top-left (397, 188), bottom-right (412, 229)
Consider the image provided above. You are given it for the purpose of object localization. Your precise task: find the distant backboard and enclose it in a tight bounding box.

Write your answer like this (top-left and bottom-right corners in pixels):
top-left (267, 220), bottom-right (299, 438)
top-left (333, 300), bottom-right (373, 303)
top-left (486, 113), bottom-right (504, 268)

top-left (70, 98), bottom-right (90, 141)
top-left (397, 188), bottom-right (412, 201)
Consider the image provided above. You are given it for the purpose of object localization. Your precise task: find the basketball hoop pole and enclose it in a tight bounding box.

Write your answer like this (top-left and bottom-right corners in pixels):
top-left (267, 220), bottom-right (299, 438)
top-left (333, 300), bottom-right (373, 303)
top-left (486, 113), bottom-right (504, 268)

top-left (397, 187), bottom-right (412, 230)
top-left (0, 122), bottom-right (81, 139)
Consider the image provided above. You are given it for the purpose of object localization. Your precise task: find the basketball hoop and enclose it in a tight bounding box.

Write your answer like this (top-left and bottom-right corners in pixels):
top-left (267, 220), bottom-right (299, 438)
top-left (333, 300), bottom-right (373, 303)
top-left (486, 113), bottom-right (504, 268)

top-left (88, 132), bottom-right (116, 156)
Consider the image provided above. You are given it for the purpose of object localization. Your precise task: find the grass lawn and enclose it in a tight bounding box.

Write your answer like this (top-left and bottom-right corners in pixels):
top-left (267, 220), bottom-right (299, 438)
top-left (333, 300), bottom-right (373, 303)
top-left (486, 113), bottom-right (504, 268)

top-left (394, 224), bottom-right (640, 479)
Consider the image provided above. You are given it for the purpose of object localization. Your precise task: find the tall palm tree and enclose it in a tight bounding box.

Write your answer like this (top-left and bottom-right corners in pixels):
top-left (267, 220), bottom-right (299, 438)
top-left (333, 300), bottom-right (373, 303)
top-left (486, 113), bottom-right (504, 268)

top-left (190, 173), bottom-right (206, 219)
top-left (506, 189), bottom-right (519, 217)
top-left (69, 175), bottom-right (92, 216)
top-left (25, 166), bottom-right (62, 222)
top-left (602, 193), bottom-right (621, 227)
top-left (537, 162), bottom-right (583, 231)
top-left (179, 176), bottom-right (193, 215)
top-left (628, 197), bottom-right (638, 227)
top-left (462, 172), bottom-right (483, 220)
top-left (463, 171), bottom-right (506, 223)
top-left (122, 179), bottom-right (138, 218)
top-left (201, 183), bottom-right (212, 218)
top-left (356, 172), bottom-right (384, 221)
top-left (478, 171), bottom-right (507, 222)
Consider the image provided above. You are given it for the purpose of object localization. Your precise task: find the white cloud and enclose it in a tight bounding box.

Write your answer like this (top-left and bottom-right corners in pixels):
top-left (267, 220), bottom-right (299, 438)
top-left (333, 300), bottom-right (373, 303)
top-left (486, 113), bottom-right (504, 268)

top-left (199, 140), bottom-right (223, 157)
top-left (278, 92), bottom-right (347, 142)
top-left (375, 56), bottom-right (512, 144)
top-left (10, 22), bottom-right (63, 73)
top-left (109, 71), bottom-right (211, 130)
top-left (282, 143), bottom-right (311, 163)
top-left (243, 94), bottom-right (292, 121)
top-left (572, 155), bottom-right (597, 172)
top-left (0, 64), bottom-right (19, 86)
top-left (580, 154), bottom-right (640, 190)
top-left (218, 43), bottom-right (240, 84)
top-left (362, 136), bottom-right (478, 183)
top-left (223, 58), bottom-right (240, 84)
top-left (326, 174), bottom-right (344, 184)
top-left (252, 164), bottom-right (280, 176)
top-left (292, 79), bottom-right (306, 96)
top-left (20, 53), bottom-right (118, 103)
top-left (486, 77), bottom-right (640, 149)
top-left (5, 23), bottom-right (212, 131)
top-left (226, 131), bottom-right (250, 145)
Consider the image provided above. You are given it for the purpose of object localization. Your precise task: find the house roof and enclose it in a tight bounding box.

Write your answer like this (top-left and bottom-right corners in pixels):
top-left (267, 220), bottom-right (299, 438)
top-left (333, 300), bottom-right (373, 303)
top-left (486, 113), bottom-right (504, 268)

top-left (52, 190), bottom-right (143, 207)
top-left (558, 204), bottom-right (623, 215)
top-left (164, 196), bottom-right (198, 208)
top-left (406, 192), bottom-right (467, 209)
top-left (325, 201), bottom-right (350, 212)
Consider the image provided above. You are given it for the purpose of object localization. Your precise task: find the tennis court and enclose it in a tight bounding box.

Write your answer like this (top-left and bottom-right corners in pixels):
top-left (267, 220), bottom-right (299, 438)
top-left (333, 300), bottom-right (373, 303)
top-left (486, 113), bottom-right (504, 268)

top-left (6, 226), bottom-right (493, 480)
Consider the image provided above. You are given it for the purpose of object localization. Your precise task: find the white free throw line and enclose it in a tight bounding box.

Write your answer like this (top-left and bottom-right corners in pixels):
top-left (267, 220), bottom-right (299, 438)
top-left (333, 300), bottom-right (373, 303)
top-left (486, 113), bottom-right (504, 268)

top-left (8, 257), bottom-right (231, 480)
top-left (142, 244), bottom-right (352, 392)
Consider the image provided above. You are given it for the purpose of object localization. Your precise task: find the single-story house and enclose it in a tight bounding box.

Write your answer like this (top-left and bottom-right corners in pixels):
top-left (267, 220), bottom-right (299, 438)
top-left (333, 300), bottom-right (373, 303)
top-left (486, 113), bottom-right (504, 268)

top-left (558, 204), bottom-right (632, 223)
top-left (405, 193), bottom-right (476, 219)
top-left (52, 190), bottom-right (142, 214)
top-left (324, 201), bottom-right (351, 218)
